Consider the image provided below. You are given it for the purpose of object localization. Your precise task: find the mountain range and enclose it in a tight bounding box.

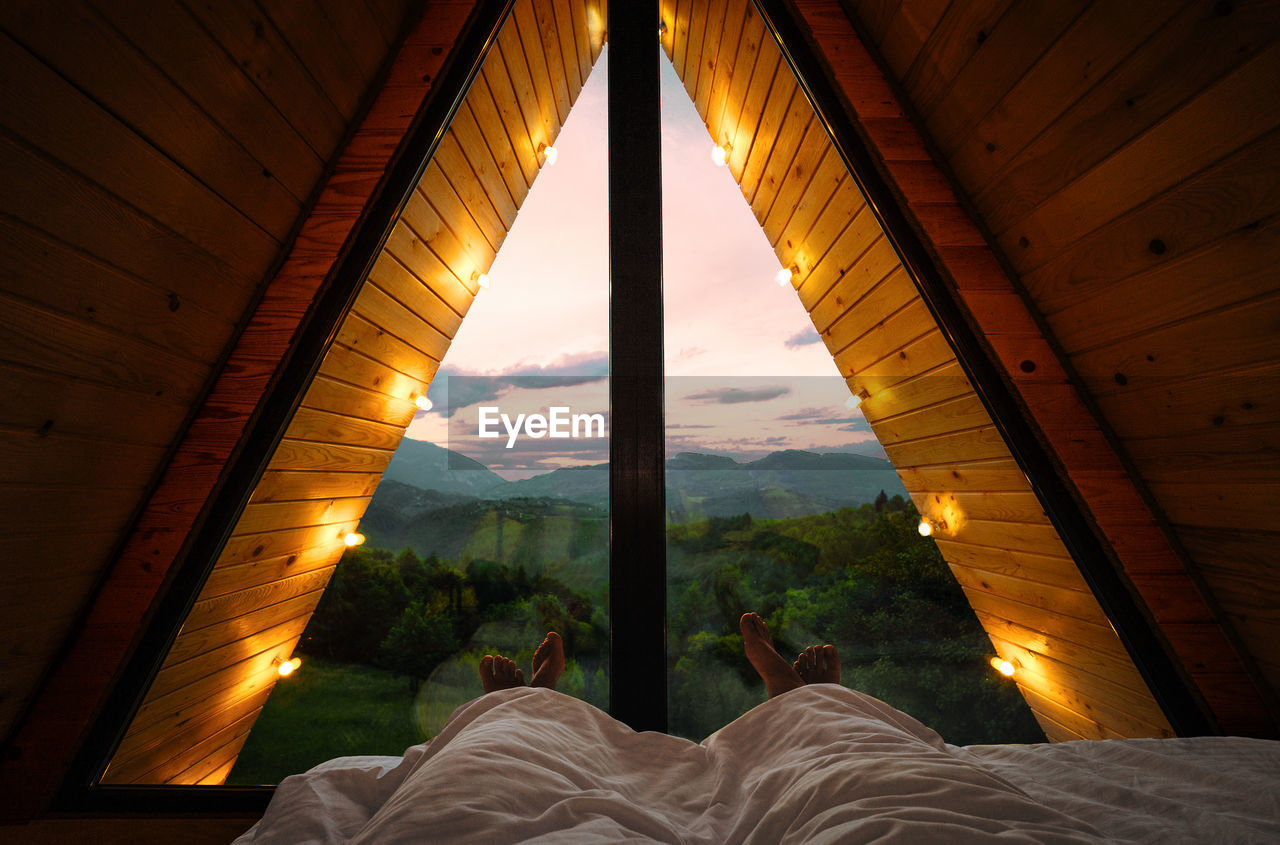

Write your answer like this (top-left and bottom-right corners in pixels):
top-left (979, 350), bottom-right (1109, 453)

top-left (364, 439), bottom-right (908, 562)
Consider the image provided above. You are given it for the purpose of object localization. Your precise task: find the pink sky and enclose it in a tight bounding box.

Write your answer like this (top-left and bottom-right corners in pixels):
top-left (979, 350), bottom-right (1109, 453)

top-left (405, 47), bottom-right (878, 472)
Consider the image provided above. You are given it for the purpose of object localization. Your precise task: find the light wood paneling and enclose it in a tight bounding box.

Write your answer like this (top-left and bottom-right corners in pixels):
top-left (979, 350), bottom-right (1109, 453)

top-left (107, 0), bottom-right (605, 785)
top-left (663, 0), bottom-right (1175, 740)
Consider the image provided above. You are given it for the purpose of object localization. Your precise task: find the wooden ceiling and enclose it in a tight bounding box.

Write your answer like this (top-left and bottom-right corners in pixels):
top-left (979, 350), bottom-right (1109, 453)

top-left (0, 0), bottom-right (425, 751)
top-left (2, 0), bottom-right (1277, 822)
top-left (817, 0), bottom-right (1280, 727)
top-left (105, 0), bottom-right (605, 785)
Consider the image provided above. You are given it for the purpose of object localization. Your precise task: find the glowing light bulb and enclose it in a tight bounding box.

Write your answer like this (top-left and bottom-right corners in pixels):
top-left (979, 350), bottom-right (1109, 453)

top-left (990, 656), bottom-right (1015, 677)
top-left (538, 142), bottom-right (558, 165)
top-left (917, 520), bottom-right (932, 537)
top-left (476, 273), bottom-right (490, 289)
top-left (659, 19), bottom-right (668, 36)
top-left (711, 144), bottom-right (729, 166)
top-left (344, 531), bottom-right (366, 547)
top-left (845, 389), bottom-right (870, 408)
top-left (774, 267), bottom-right (793, 287)
top-left (414, 394), bottom-right (432, 411)
top-left (277, 657), bottom-right (301, 676)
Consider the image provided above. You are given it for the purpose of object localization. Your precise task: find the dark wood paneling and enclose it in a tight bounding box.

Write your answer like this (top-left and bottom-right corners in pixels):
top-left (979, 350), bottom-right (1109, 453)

top-left (807, 0), bottom-right (1280, 733)
top-left (0, 0), bottom-right (438, 814)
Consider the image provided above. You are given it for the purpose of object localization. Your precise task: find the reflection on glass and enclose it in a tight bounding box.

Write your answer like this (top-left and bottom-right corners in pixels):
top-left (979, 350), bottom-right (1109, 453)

top-left (226, 47), bottom-right (612, 784)
top-left (657, 50), bottom-right (1041, 744)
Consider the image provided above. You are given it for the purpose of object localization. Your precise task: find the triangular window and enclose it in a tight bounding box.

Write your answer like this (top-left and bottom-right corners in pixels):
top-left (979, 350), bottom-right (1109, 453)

top-left (85, 0), bottom-right (1178, 798)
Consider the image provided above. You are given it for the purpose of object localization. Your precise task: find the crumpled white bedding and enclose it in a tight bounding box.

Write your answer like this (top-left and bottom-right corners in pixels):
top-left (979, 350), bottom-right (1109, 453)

top-left (235, 685), bottom-right (1280, 843)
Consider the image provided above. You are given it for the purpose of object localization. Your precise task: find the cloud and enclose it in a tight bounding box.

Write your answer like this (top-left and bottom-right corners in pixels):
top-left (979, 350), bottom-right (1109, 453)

top-left (784, 326), bottom-right (822, 348)
top-left (435, 370), bottom-right (504, 417)
top-left (502, 351), bottom-right (609, 386)
top-left (775, 409), bottom-right (868, 427)
top-left (683, 385), bottom-right (791, 404)
top-left (776, 407), bottom-right (829, 421)
top-left (432, 352), bottom-right (610, 417)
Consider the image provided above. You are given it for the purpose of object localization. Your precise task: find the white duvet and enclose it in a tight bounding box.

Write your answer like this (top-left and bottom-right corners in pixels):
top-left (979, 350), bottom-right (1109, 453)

top-left (235, 685), bottom-right (1280, 843)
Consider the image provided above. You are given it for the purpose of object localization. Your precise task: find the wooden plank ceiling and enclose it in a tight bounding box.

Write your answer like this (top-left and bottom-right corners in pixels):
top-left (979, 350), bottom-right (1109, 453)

top-left (0, 0), bottom-right (423, 751)
top-left (10, 0), bottom-right (1276, 802)
top-left (807, 0), bottom-right (1280, 732)
top-left (116, 0), bottom-right (1268, 780)
top-left (105, 0), bottom-right (606, 785)
top-left (112, 0), bottom-right (1188, 784)
top-left (661, 0), bottom-right (1173, 742)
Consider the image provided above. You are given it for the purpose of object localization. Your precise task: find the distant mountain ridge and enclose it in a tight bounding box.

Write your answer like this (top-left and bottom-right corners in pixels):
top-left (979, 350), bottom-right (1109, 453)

top-left (381, 440), bottom-right (900, 503)
top-left (363, 439), bottom-right (909, 559)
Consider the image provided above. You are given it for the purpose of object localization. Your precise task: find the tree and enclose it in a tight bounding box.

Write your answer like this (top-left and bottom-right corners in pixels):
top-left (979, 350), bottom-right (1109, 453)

top-left (874, 489), bottom-right (888, 512)
top-left (379, 602), bottom-right (459, 690)
top-left (304, 548), bottom-right (409, 663)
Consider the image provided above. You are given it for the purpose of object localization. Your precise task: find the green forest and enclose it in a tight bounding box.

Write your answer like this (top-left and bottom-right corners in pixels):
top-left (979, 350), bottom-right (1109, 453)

top-left (229, 495), bottom-right (1042, 784)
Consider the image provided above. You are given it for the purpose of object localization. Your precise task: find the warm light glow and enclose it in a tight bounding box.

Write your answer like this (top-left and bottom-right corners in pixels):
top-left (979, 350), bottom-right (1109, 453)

top-left (774, 267), bottom-right (793, 287)
top-left (990, 656), bottom-right (1015, 677)
top-left (587, 7), bottom-right (604, 47)
top-left (344, 532), bottom-right (366, 547)
top-left (277, 657), bottom-right (301, 677)
top-left (414, 393), bottom-right (432, 411)
top-left (538, 142), bottom-right (558, 166)
top-left (917, 520), bottom-right (932, 537)
top-left (471, 269), bottom-right (490, 290)
top-left (845, 388), bottom-right (870, 408)
top-left (711, 144), bottom-right (729, 166)
top-left (659, 19), bottom-right (667, 36)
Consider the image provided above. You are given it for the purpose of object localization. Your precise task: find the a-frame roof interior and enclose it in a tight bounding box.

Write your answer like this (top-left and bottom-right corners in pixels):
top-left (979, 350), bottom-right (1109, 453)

top-left (3, 0), bottom-right (1279, 840)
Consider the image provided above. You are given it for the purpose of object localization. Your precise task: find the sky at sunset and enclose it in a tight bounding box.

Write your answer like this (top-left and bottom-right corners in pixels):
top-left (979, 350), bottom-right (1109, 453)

top-left (404, 47), bottom-right (878, 475)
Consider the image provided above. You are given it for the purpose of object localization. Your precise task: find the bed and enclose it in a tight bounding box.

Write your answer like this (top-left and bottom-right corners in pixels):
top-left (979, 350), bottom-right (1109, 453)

top-left (234, 685), bottom-right (1280, 843)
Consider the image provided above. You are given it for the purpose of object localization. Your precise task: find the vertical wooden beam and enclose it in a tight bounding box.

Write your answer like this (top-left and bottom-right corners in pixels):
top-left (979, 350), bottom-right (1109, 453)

top-left (608, 0), bottom-right (668, 732)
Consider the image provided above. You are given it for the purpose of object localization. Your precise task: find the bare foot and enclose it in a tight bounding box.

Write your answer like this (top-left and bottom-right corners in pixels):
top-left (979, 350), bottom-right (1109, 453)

top-left (740, 612), bottom-right (804, 698)
top-left (479, 654), bottom-right (525, 693)
top-left (794, 644), bottom-right (841, 685)
top-left (530, 631), bottom-right (565, 690)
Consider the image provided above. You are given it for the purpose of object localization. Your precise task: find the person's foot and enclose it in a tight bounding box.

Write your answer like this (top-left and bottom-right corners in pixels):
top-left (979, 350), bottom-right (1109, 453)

top-left (740, 612), bottom-right (804, 698)
top-left (794, 644), bottom-right (841, 685)
top-left (479, 654), bottom-right (525, 693)
top-left (530, 631), bottom-right (565, 690)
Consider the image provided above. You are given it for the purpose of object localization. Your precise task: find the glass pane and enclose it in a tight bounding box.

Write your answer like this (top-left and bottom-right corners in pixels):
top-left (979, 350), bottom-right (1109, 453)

top-left (658, 48), bottom-right (1041, 745)
top-left (222, 49), bottom-right (613, 786)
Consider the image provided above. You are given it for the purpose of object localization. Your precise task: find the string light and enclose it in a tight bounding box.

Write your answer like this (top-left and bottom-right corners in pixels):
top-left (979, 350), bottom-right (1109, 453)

top-left (845, 388), bottom-right (870, 408)
top-left (414, 393), bottom-right (432, 411)
top-left (659, 19), bottom-right (667, 37)
top-left (538, 142), bottom-right (558, 165)
top-left (711, 143), bottom-right (729, 166)
top-left (471, 270), bottom-right (490, 290)
top-left (344, 531), bottom-right (366, 547)
top-left (277, 657), bottom-right (302, 677)
top-left (989, 656), bottom-right (1016, 677)
top-left (918, 517), bottom-right (948, 536)
top-left (774, 266), bottom-right (794, 287)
